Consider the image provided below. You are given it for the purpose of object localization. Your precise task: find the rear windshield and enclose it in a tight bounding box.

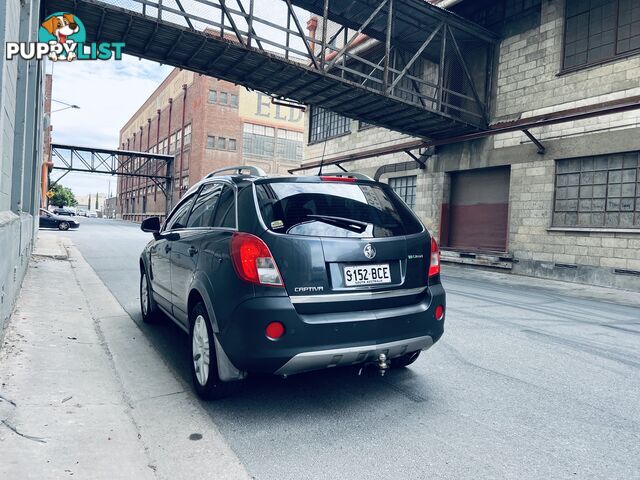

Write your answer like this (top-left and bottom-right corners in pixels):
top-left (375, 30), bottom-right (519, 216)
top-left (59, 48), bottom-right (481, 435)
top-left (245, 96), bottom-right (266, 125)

top-left (255, 181), bottom-right (423, 238)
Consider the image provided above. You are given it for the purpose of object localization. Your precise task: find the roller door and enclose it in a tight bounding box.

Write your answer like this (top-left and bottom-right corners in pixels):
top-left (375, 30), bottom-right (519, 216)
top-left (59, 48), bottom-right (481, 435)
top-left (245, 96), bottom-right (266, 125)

top-left (445, 166), bottom-right (510, 252)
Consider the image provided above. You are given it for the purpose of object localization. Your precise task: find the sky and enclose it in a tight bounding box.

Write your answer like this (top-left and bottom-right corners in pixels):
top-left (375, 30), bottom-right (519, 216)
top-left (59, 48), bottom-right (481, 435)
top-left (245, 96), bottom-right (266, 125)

top-left (49, 56), bottom-right (173, 197)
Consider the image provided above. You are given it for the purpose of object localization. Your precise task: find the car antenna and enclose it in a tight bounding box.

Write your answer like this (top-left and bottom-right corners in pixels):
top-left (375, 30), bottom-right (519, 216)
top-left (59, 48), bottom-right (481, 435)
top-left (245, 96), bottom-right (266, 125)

top-left (317, 138), bottom-right (328, 176)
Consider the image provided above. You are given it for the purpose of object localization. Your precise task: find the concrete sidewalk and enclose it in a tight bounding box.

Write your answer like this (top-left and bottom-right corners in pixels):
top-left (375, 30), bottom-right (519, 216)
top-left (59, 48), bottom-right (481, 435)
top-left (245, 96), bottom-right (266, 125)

top-left (0, 233), bottom-right (249, 480)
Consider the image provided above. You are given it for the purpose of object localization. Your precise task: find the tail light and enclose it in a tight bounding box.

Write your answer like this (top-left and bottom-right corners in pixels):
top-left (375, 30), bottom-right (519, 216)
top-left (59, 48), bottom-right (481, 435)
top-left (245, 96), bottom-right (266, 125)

top-left (428, 236), bottom-right (440, 278)
top-left (230, 233), bottom-right (283, 287)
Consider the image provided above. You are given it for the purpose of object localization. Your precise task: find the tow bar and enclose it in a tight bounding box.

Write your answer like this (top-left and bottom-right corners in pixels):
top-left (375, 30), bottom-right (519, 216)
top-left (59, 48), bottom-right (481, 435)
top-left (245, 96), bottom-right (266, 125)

top-left (357, 353), bottom-right (391, 376)
top-left (377, 353), bottom-right (389, 376)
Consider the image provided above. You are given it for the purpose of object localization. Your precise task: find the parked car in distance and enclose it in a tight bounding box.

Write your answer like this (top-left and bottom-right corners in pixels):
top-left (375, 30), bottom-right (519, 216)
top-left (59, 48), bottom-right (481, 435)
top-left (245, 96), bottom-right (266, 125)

top-left (39, 208), bottom-right (80, 231)
top-left (77, 209), bottom-right (87, 217)
top-left (53, 207), bottom-right (76, 216)
top-left (86, 211), bottom-right (97, 218)
top-left (139, 166), bottom-right (445, 400)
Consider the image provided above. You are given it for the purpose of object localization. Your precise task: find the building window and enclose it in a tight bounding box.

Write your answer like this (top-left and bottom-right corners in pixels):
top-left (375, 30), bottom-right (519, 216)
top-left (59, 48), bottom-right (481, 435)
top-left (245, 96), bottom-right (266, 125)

top-left (309, 107), bottom-right (351, 143)
top-left (207, 136), bottom-right (216, 149)
top-left (208, 90), bottom-right (217, 103)
top-left (175, 129), bottom-right (182, 152)
top-left (276, 128), bottom-right (303, 161)
top-left (218, 137), bottom-right (227, 150)
top-left (183, 124), bottom-right (192, 147)
top-left (228, 138), bottom-right (237, 151)
top-left (182, 150), bottom-right (190, 170)
top-left (220, 92), bottom-right (228, 105)
top-left (243, 123), bottom-right (275, 157)
top-left (389, 176), bottom-right (417, 210)
top-left (230, 94), bottom-right (238, 107)
top-left (358, 120), bottom-right (375, 131)
top-left (553, 152), bottom-right (640, 228)
top-left (563, 0), bottom-right (640, 71)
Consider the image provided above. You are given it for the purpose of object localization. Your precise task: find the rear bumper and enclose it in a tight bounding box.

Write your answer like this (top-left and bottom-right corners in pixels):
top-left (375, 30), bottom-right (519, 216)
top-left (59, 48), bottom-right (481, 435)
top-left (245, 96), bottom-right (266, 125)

top-left (274, 335), bottom-right (434, 376)
top-left (218, 283), bottom-right (445, 375)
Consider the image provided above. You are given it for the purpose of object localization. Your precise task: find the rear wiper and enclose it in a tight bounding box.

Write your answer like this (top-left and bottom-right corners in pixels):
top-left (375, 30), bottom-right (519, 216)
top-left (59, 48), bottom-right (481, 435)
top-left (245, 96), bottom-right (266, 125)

top-left (306, 214), bottom-right (368, 233)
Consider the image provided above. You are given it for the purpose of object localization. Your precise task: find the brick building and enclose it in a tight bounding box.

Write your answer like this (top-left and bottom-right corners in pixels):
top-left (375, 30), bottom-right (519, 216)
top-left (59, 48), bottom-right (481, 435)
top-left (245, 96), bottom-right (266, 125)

top-left (301, 0), bottom-right (640, 290)
top-left (117, 69), bottom-right (304, 221)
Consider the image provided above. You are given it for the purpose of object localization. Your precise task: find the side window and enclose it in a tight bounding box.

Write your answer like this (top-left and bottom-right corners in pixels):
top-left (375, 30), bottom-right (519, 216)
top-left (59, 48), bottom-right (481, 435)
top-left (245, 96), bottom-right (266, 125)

top-left (165, 193), bottom-right (196, 231)
top-left (187, 183), bottom-right (223, 228)
top-left (212, 185), bottom-right (237, 228)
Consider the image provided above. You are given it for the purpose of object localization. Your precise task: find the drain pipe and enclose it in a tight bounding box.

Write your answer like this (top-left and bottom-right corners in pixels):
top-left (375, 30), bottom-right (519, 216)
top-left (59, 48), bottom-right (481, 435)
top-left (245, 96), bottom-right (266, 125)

top-left (178, 83), bottom-right (188, 199)
top-left (155, 108), bottom-right (161, 203)
top-left (167, 97), bottom-right (173, 209)
top-left (139, 125), bottom-right (144, 193)
top-left (147, 117), bottom-right (152, 189)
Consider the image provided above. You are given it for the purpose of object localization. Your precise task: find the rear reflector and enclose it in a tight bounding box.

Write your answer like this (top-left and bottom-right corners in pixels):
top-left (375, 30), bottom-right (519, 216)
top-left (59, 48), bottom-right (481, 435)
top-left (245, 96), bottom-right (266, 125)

top-left (320, 176), bottom-right (358, 182)
top-left (428, 236), bottom-right (441, 278)
top-left (230, 232), bottom-right (284, 287)
top-left (266, 321), bottom-right (285, 340)
top-left (435, 305), bottom-right (444, 320)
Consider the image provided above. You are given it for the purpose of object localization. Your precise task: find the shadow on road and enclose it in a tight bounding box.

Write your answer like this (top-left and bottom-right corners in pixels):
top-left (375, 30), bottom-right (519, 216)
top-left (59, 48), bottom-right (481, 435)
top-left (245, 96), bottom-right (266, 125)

top-left (135, 311), bottom-right (433, 419)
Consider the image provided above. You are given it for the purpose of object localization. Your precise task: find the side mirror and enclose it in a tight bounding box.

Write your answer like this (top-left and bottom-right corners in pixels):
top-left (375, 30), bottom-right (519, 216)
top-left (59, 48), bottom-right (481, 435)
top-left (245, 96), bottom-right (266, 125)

top-left (141, 217), bottom-right (161, 234)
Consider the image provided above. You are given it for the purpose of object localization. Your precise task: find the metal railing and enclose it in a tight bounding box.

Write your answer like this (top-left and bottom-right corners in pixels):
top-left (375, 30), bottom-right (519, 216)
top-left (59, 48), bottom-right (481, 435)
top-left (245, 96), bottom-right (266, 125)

top-left (89, 0), bottom-right (495, 127)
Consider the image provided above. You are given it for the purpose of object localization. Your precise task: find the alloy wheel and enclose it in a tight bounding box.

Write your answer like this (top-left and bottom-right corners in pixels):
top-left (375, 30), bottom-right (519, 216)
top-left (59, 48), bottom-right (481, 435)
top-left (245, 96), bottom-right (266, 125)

top-left (140, 274), bottom-right (149, 316)
top-left (192, 315), bottom-right (210, 386)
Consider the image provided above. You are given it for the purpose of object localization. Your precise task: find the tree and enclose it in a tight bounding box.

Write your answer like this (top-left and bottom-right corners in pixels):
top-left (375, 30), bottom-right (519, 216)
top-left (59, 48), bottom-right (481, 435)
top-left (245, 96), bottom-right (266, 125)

top-left (88, 194), bottom-right (91, 210)
top-left (49, 183), bottom-right (78, 208)
top-left (95, 192), bottom-right (99, 210)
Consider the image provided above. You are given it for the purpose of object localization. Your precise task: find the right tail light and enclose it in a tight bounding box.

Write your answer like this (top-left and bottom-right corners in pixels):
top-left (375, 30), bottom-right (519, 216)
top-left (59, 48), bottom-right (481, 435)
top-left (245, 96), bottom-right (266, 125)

top-left (428, 236), bottom-right (440, 278)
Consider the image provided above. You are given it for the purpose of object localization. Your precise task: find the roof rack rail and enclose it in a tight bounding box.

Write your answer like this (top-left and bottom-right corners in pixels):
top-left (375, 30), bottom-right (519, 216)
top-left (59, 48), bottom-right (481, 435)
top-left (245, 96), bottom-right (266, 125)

top-left (320, 172), bottom-right (373, 181)
top-left (206, 165), bottom-right (266, 178)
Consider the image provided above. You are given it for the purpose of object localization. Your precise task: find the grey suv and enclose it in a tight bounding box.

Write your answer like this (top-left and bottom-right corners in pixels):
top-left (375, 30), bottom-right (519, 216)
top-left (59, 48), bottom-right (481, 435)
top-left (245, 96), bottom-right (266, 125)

top-left (139, 167), bottom-right (445, 399)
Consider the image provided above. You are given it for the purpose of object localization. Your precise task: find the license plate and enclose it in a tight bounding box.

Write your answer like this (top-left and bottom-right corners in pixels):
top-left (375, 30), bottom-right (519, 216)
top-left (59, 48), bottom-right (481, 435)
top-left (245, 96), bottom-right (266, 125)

top-left (343, 264), bottom-right (391, 287)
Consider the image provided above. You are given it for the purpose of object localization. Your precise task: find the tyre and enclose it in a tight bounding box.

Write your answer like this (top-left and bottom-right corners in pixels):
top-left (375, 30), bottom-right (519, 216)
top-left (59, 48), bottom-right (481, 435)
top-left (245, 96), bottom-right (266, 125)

top-left (140, 269), bottom-right (158, 323)
top-left (391, 351), bottom-right (421, 368)
top-left (189, 302), bottom-right (239, 400)
top-left (58, 221), bottom-right (70, 231)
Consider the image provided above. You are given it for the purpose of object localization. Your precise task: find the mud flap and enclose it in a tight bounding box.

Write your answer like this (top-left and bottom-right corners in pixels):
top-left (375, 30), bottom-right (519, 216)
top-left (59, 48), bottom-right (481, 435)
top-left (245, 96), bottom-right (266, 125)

top-left (213, 334), bottom-right (246, 382)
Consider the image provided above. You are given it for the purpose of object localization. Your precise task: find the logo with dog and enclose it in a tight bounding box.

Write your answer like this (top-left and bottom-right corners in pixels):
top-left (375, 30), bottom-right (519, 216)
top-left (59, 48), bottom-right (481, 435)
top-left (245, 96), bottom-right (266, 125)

top-left (5, 12), bottom-right (125, 62)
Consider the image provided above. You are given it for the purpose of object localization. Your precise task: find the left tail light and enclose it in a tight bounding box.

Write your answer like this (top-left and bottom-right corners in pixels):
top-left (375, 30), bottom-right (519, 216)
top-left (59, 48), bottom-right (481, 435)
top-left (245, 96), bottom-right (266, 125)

top-left (428, 236), bottom-right (440, 278)
top-left (230, 232), bottom-right (284, 287)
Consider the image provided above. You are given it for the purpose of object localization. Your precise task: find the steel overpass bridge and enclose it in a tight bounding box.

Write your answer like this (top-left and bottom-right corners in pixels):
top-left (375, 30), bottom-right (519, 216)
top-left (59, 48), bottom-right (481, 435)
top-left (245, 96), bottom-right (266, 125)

top-left (43, 0), bottom-right (498, 140)
top-left (49, 143), bottom-right (175, 210)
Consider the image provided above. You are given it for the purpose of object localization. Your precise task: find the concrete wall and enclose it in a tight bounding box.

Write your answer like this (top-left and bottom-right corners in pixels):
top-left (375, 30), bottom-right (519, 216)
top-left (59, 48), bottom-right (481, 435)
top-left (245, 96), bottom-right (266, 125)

top-left (0, 0), bottom-right (45, 334)
top-left (302, 0), bottom-right (640, 291)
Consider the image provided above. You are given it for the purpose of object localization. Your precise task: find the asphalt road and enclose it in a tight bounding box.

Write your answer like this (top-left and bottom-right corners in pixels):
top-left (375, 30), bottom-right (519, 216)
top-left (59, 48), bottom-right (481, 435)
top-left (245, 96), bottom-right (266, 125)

top-left (60, 217), bottom-right (640, 480)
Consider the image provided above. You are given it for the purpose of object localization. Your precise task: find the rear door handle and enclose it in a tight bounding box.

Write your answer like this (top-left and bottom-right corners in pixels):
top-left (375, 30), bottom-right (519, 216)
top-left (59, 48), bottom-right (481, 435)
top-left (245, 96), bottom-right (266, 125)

top-left (165, 243), bottom-right (172, 254)
top-left (188, 246), bottom-right (198, 257)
